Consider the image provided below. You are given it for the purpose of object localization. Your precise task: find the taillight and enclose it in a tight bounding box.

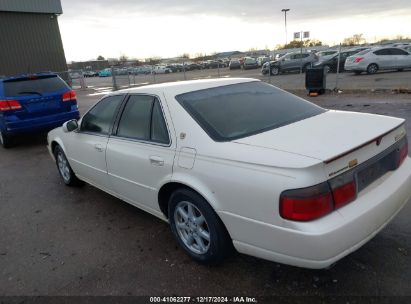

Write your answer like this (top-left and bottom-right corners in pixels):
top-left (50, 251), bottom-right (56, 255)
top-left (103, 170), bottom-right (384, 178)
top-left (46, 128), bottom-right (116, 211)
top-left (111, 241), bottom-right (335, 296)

top-left (62, 90), bottom-right (76, 102)
top-left (398, 137), bottom-right (408, 166)
top-left (280, 171), bottom-right (357, 221)
top-left (280, 183), bottom-right (334, 221)
top-left (354, 57), bottom-right (364, 63)
top-left (0, 100), bottom-right (22, 112)
top-left (327, 170), bottom-right (357, 210)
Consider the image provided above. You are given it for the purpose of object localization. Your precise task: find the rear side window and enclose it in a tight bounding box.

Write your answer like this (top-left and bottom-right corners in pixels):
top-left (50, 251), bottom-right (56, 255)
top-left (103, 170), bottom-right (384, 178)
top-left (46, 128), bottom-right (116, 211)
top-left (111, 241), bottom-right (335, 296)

top-left (117, 95), bottom-right (153, 140)
top-left (151, 100), bottom-right (169, 144)
top-left (176, 81), bottom-right (325, 142)
top-left (3, 76), bottom-right (69, 97)
top-left (81, 95), bottom-right (123, 135)
top-left (116, 95), bottom-right (170, 144)
top-left (374, 49), bottom-right (391, 56)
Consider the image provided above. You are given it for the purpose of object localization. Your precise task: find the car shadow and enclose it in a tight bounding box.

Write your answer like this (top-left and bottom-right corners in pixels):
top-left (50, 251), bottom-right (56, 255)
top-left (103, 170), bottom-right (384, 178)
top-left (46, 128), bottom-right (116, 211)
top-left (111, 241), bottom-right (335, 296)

top-left (7, 132), bottom-right (48, 149)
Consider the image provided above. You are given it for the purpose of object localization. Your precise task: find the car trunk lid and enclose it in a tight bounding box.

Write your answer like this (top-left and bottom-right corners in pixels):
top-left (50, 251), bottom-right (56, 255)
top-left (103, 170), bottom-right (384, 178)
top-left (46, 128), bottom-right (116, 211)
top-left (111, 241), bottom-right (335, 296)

top-left (233, 110), bottom-right (406, 177)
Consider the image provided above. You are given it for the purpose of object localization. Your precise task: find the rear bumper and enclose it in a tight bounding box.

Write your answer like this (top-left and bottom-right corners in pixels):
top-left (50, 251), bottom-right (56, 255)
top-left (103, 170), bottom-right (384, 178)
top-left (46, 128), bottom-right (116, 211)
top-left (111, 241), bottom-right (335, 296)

top-left (2, 110), bottom-right (80, 135)
top-left (344, 62), bottom-right (367, 72)
top-left (219, 157), bottom-right (411, 268)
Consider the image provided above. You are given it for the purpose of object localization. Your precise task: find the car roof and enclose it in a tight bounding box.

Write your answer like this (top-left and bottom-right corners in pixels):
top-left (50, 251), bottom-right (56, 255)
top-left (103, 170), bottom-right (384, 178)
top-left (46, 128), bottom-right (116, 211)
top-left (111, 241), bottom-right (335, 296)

top-left (113, 78), bottom-right (258, 96)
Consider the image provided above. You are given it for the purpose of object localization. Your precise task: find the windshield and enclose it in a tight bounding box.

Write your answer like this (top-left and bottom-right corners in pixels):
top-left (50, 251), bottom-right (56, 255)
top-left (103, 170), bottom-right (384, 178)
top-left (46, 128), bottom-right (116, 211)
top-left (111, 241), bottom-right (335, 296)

top-left (176, 81), bottom-right (325, 142)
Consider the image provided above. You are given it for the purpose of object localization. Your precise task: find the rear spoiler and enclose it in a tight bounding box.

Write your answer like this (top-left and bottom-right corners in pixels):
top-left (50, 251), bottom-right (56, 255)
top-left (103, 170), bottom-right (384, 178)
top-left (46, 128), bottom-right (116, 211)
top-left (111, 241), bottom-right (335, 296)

top-left (3, 74), bottom-right (57, 83)
top-left (324, 122), bottom-right (405, 164)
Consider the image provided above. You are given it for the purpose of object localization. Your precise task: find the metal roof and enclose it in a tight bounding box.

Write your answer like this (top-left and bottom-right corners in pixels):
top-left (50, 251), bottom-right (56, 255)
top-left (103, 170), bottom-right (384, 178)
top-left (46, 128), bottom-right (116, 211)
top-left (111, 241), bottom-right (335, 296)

top-left (0, 0), bottom-right (62, 14)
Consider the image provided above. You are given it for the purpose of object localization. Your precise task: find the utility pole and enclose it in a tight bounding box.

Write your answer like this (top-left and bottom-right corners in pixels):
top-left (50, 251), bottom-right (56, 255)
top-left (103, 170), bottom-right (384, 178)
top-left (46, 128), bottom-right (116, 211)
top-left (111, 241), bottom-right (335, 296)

top-left (281, 8), bottom-right (290, 46)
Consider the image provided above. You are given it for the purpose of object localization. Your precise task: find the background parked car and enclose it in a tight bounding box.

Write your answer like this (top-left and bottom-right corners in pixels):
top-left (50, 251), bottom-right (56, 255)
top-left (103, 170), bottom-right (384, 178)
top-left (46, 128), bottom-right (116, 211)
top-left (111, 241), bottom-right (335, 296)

top-left (133, 66), bottom-right (152, 75)
top-left (316, 50), bottom-right (338, 58)
top-left (313, 48), bottom-right (370, 73)
top-left (257, 56), bottom-right (270, 67)
top-left (0, 73), bottom-right (79, 148)
top-left (243, 57), bottom-right (259, 70)
top-left (83, 71), bottom-right (98, 77)
top-left (262, 52), bottom-right (318, 75)
top-left (229, 59), bottom-right (241, 70)
top-left (152, 65), bottom-right (173, 74)
top-left (345, 47), bottom-right (411, 74)
top-left (99, 68), bottom-right (112, 77)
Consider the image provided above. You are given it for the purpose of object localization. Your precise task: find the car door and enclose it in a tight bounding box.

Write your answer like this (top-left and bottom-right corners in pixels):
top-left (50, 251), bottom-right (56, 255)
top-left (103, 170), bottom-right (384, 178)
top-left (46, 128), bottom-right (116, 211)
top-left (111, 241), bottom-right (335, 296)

top-left (391, 48), bottom-right (411, 68)
top-left (373, 49), bottom-right (394, 69)
top-left (66, 94), bottom-right (124, 190)
top-left (106, 94), bottom-right (175, 214)
top-left (281, 54), bottom-right (294, 70)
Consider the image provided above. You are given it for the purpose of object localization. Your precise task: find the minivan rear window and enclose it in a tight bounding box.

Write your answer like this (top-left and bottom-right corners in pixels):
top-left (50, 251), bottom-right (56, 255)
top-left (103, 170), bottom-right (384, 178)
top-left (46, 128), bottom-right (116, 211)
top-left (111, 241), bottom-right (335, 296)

top-left (3, 76), bottom-right (69, 97)
top-left (176, 81), bottom-right (325, 142)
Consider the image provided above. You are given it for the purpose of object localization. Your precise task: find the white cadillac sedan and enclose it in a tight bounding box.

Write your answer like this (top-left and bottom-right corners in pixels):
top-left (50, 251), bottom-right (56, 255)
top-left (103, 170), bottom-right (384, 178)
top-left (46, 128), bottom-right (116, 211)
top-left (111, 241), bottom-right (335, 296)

top-left (47, 78), bottom-right (411, 268)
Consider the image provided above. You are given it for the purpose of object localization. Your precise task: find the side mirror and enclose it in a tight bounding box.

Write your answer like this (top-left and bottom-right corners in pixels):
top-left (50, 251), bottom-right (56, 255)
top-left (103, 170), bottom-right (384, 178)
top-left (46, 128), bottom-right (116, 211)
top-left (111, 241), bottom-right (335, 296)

top-left (62, 119), bottom-right (79, 133)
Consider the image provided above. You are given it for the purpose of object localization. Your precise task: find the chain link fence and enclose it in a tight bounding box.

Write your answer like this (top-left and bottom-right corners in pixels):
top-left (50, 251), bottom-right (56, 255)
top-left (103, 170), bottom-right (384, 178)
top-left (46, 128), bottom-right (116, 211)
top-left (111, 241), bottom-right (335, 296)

top-left (55, 51), bottom-right (411, 95)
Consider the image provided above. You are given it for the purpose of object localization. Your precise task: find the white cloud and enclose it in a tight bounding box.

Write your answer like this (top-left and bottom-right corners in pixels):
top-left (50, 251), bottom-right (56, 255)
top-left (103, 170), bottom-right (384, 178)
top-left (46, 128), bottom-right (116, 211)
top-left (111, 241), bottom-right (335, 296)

top-left (59, 0), bottom-right (411, 61)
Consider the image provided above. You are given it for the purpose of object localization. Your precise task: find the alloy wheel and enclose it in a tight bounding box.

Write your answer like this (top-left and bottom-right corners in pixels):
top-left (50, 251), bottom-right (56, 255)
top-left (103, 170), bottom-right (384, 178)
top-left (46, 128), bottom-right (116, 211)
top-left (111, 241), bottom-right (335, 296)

top-left (271, 67), bottom-right (280, 75)
top-left (57, 151), bottom-right (71, 183)
top-left (174, 201), bottom-right (211, 255)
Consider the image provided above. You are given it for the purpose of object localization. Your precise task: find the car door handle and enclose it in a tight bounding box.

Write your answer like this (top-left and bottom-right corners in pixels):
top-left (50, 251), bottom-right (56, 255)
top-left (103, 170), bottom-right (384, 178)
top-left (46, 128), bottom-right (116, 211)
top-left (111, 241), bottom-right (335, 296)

top-left (94, 144), bottom-right (104, 152)
top-left (149, 156), bottom-right (164, 166)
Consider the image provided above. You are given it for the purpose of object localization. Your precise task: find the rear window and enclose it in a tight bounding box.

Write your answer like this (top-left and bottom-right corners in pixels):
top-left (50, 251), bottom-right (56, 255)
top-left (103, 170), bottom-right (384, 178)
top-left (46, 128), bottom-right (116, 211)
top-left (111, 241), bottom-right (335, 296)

top-left (3, 76), bottom-right (69, 97)
top-left (176, 81), bottom-right (325, 142)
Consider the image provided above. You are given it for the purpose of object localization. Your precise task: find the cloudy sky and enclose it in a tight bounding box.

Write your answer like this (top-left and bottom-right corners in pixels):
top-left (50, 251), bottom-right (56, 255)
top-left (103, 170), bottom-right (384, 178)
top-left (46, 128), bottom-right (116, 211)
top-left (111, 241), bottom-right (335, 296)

top-left (59, 0), bottom-right (411, 62)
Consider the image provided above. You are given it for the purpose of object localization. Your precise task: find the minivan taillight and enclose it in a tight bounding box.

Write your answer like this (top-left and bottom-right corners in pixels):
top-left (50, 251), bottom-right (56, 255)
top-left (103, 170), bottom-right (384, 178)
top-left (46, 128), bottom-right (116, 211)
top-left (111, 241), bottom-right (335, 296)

top-left (0, 100), bottom-right (22, 112)
top-left (62, 90), bottom-right (76, 102)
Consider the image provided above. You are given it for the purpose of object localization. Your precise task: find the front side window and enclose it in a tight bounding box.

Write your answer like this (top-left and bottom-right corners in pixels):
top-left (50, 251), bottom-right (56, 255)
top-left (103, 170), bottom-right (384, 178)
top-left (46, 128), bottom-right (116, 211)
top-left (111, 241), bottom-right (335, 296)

top-left (116, 95), bottom-right (170, 144)
top-left (176, 81), bottom-right (325, 142)
top-left (81, 95), bottom-right (123, 135)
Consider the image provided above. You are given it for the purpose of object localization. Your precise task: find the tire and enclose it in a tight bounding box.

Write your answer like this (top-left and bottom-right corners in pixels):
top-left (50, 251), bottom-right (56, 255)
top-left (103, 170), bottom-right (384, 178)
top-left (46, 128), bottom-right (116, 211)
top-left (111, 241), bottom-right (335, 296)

top-left (398, 69), bottom-right (404, 72)
top-left (0, 131), bottom-right (12, 149)
top-left (168, 188), bottom-right (232, 265)
top-left (366, 63), bottom-right (378, 74)
top-left (270, 66), bottom-right (280, 76)
top-left (53, 145), bottom-right (84, 187)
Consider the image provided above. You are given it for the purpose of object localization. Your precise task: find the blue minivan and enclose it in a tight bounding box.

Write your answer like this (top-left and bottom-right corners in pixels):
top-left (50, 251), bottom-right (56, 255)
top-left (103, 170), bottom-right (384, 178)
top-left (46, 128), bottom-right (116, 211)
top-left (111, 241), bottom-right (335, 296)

top-left (0, 73), bottom-right (80, 148)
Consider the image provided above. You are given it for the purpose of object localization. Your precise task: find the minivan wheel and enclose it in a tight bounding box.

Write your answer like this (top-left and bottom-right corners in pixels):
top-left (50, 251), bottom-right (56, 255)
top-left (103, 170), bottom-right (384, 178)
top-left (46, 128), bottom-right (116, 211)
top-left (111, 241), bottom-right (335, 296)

top-left (54, 145), bottom-right (83, 186)
top-left (0, 131), bottom-right (12, 148)
top-left (366, 64), bottom-right (378, 74)
top-left (169, 188), bottom-right (232, 265)
top-left (271, 66), bottom-right (280, 76)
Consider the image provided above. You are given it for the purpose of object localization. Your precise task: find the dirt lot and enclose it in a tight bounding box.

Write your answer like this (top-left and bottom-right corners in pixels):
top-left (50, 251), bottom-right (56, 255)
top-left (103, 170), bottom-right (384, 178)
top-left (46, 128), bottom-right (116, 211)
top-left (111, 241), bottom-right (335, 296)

top-left (0, 88), bottom-right (410, 298)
